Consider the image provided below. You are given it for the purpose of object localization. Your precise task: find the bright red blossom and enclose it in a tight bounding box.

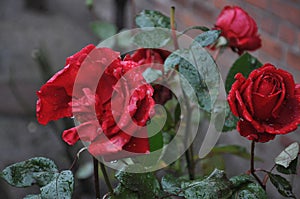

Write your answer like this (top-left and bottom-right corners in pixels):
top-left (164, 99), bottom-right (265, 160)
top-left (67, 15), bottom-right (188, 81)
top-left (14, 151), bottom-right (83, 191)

top-left (36, 45), bottom-right (155, 160)
top-left (215, 6), bottom-right (261, 55)
top-left (228, 63), bottom-right (300, 142)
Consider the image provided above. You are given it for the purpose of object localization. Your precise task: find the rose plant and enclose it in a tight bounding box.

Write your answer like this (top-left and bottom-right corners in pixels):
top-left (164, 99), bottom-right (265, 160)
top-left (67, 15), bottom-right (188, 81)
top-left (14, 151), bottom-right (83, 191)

top-left (1, 4), bottom-right (299, 199)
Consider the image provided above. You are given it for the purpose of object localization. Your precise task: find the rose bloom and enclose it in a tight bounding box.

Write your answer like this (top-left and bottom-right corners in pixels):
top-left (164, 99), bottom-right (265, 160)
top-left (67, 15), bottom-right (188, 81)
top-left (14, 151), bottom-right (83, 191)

top-left (37, 45), bottom-right (155, 159)
top-left (126, 48), bottom-right (172, 105)
top-left (228, 64), bottom-right (300, 142)
top-left (215, 6), bottom-right (261, 55)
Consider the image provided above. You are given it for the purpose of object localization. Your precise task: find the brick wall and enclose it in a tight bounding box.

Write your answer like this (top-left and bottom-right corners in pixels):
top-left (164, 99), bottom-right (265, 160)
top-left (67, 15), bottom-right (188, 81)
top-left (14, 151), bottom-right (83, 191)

top-left (134, 0), bottom-right (300, 81)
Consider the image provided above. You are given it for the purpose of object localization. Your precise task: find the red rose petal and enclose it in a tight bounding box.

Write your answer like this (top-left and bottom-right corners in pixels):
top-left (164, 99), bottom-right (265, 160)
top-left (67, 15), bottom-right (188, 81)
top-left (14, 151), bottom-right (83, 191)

top-left (252, 91), bottom-right (281, 120)
top-left (228, 73), bottom-right (246, 117)
top-left (62, 127), bottom-right (80, 145)
top-left (237, 120), bottom-right (275, 142)
top-left (88, 131), bottom-right (131, 156)
top-left (264, 97), bottom-right (300, 135)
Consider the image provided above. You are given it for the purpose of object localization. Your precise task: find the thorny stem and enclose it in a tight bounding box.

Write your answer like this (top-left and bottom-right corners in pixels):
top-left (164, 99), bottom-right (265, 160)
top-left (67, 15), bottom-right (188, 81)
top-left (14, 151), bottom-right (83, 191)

top-left (100, 161), bottom-right (114, 197)
top-left (250, 141), bottom-right (266, 190)
top-left (93, 157), bottom-right (101, 199)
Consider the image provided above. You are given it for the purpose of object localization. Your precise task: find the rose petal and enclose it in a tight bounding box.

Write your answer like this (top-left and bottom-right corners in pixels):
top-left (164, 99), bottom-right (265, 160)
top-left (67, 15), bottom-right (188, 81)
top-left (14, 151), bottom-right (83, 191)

top-left (236, 36), bottom-right (261, 54)
top-left (228, 73), bottom-right (246, 117)
top-left (241, 80), bottom-right (255, 115)
top-left (215, 6), bottom-right (236, 33)
top-left (62, 127), bottom-right (80, 145)
top-left (252, 91), bottom-right (281, 120)
top-left (237, 120), bottom-right (275, 142)
top-left (88, 131), bottom-right (131, 157)
top-left (264, 97), bottom-right (300, 135)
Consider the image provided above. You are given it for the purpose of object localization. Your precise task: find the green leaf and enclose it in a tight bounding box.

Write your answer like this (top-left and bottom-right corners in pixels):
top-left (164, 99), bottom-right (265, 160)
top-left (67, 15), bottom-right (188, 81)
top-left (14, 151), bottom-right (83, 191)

top-left (193, 30), bottom-right (221, 47)
top-left (276, 158), bottom-right (298, 175)
top-left (164, 46), bottom-right (220, 112)
top-left (200, 154), bottom-right (225, 176)
top-left (210, 145), bottom-right (262, 161)
top-left (212, 100), bottom-right (238, 132)
top-left (133, 28), bottom-right (171, 48)
top-left (268, 173), bottom-right (296, 198)
top-left (40, 170), bottom-right (74, 199)
top-left (217, 100), bottom-right (239, 132)
top-left (225, 53), bottom-right (262, 93)
top-left (147, 113), bottom-right (165, 152)
top-left (223, 111), bottom-right (239, 132)
top-left (182, 169), bottom-right (233, 199)
top-left (1, 157), bottom-right (58, 187)
top-left (181, 26), bottom-right (210, 35)
top-left (161, 174), bottom-right (185, 196)
top-left (115, 167), bottom-right (162, 198)
top-left (23, 195), bottom-right (41, 199)
top-left (90, 21), bottom-right (117, 40)
top-left (230, 175), bottom-right (267, 199)
top-left (142, 68), bottom-right (162, 83)
top-left (108, 184), bottom-right (139, 199)
top-left (275, 142), bottom-right (299, 168)
top-left (135, 10), bottom-right (171, 28)
top-left (174, 102), bottom-right (181, 125)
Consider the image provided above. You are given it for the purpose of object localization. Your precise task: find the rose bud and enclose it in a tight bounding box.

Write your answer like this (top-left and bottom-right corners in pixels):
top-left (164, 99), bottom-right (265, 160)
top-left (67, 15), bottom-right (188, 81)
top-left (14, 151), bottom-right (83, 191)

top-left (215, 6), bottom-right (261, 55)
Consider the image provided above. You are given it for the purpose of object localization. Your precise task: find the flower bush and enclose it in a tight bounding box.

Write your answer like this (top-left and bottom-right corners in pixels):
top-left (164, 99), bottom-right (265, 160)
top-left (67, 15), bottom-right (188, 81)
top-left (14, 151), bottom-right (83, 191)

top-left (1, 4), bottom-right (299, 199)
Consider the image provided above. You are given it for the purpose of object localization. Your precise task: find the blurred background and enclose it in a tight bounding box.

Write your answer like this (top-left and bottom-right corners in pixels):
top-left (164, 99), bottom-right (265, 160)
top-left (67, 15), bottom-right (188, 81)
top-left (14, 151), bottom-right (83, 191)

top-left (1, 0), bottom-right (299, 198)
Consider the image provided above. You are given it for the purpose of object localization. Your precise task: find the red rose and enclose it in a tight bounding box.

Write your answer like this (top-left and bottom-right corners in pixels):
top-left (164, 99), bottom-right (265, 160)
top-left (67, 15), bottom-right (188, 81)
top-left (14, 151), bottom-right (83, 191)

top-left (126, 48), bottom-right (172, 104)
top-left (228, 64), bottom-right (300, 142)
top-left (88, 59), bottom-right (155, 158)
top-left (37, 45), bottom-right (155, 159)
top-left (36, 44), bottom-right (96, 125)
top-left (215, 6), bottom-right (261, 55)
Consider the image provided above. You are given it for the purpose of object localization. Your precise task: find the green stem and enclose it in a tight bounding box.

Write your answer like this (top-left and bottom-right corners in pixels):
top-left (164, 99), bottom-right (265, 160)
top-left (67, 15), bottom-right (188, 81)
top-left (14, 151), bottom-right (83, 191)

top-left (100, 161), bottom-right (114, 196)
top-left (250, 141), bottom-right (265, 190)
top-left (184, 99), bottom-right (195, 180)
top-left (170, 6), bottom-right (179, 50)
top-left (93, 157), bottom-right (101, 199)
top-left (170, 6), bottom-right (195, 180)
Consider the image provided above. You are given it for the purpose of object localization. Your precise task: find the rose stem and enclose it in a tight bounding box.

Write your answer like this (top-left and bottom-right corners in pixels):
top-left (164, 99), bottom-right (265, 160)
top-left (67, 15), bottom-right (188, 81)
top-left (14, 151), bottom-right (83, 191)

top-left (100, 161), bottom-right (114, 196)
top-left (250, 141), bottom-right (266, 190)
top-left (170, 6), bottom-right (179, 50)
top-left (93, 157), bottom-right (101, 199)
top-left (170, 6), bottom-right (195, 180)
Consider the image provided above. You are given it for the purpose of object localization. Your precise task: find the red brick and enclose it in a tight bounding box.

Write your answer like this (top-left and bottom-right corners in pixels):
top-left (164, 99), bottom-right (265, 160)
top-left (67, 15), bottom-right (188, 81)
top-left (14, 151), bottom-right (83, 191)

top-left (260, 16), bottom-right (278, 36)
top-left (257, 51), bottom-right (281, 66)
top-left (297, 32), bottom-right (300, 49)
top-left (213, 0), bottom-right (231, 9)
top-left (245, 0), bottom-right (269, 9)
top-left (192, 2), bottom-right (215, 23)
top-left (286, 50), bottom-right (300, 70)
top-left (271, 0), bottom-right (300, 27)
top-left (278, 23), bottom-right (297, 45)
top-left (261, 34), bottom-right (283, 60)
